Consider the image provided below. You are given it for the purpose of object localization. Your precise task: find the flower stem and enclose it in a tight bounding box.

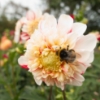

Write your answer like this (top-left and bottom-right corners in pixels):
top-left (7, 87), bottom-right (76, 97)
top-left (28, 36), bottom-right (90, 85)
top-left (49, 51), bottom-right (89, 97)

top-left (48, 86), bottom-right (53, 100)
top-left (62, 90), bottom-right (67, 100)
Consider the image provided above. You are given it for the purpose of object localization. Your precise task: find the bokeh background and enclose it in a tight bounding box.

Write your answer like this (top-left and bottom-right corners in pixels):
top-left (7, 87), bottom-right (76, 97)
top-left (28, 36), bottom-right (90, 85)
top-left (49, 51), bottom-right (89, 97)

top-left (0, 0), bottom-right (100, 100)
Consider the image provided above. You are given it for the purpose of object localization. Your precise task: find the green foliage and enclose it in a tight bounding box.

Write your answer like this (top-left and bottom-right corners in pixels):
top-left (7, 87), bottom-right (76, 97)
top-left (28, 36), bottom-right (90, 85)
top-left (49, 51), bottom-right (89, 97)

top-left (19, 86), bottom-right (47, 100)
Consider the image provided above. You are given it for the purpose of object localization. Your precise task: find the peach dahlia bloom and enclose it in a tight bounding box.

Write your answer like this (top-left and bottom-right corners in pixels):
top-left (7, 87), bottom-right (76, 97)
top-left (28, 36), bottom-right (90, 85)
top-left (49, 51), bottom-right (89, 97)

top-left (18, 14), bottom-right (97, 90)
top-left (0, 36), bottom-right (12, 50)
top-left (14, 10), bottom-right (42, 43)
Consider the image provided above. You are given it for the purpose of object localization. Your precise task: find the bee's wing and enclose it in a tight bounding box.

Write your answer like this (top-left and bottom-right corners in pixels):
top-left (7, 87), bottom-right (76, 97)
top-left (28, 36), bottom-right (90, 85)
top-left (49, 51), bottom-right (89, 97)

top-left (76, 53), bottom-right (81, 58)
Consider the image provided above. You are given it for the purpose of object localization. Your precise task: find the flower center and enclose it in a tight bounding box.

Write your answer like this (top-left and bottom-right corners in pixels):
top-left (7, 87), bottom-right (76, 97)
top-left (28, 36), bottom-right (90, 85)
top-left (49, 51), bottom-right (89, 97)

top-left (27, 20), bottom-right (39, 35)
top-left (40, 51), bottom-right (62, 72)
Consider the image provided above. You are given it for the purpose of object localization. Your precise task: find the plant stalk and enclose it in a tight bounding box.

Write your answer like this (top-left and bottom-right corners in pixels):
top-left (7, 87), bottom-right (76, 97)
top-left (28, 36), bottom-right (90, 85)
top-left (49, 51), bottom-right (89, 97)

top-left (48, 86), bottom-right (53, 100)
top-left (62, 90), bottom-right (67, 100)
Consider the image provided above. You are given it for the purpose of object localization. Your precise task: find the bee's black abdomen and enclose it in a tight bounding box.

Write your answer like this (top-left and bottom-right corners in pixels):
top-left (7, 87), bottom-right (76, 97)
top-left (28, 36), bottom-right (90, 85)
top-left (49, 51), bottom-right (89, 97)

top-left (59, 48), bottom-right (76, 63)
top-left (60, 49), bottom-right (68, 59)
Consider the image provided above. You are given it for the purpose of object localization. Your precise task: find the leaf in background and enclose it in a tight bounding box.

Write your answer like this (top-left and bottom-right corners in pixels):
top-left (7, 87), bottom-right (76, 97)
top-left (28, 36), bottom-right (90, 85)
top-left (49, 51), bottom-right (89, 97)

top-left (92, 52), bottom-right (100, 68)
top-left (19, 86), bottom-right (46, 100)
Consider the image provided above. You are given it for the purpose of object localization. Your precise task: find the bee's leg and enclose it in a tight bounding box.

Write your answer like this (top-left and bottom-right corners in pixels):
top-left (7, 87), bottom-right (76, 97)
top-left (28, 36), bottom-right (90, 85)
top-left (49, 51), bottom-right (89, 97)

top-left (69, 49), bottom-right (75, 52)
top-left (67, 45), bottom-right (69, 50)
top-left (65, 60), bottom-right (68, 64)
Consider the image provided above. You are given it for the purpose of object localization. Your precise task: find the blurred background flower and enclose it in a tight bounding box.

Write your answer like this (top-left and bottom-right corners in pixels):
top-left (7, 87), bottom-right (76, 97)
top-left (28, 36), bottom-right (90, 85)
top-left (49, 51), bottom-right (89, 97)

top-left (0, 35), bottom-right (12, 50)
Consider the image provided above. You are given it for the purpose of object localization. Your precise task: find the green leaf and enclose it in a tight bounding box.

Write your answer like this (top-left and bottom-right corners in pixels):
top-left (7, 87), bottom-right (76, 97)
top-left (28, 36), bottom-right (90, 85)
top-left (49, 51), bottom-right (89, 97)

top-left (19, 86), bottom-right (46, 100)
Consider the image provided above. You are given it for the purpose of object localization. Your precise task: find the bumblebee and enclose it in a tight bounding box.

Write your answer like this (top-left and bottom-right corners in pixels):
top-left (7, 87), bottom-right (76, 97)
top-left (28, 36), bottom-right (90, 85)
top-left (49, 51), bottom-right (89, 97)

top-left (56, 45), bottom-right (76, 63)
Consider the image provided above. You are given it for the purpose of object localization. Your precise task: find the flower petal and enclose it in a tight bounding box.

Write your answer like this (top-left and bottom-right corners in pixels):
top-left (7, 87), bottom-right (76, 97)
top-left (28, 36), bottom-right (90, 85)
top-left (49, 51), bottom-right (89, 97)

top-left (57, 73), bottom-right (64, 82)
top-left (28, 63), bottom-right (39, 71)
top-left (68, 79), bottom-right (83, 86)
top-left (18, 56), bottom-right (29, 70)
top-left (58, 14), bottom-right (73, 34)
top-left (44, 77), bottom-right (54, 86)
top-left (74, 73), bottom-right (85, 82)
top-left (39, 13), bottom-right (57, 34)
top-left (14, 17), bottom-right (27, 42)
top-left (18, 56), bottom-right (28, 66)
top-left (22, 25), bottom-right (28, 32)
top-left (55, 80), bottom-right (64, 90)
top-left (66, 23), bottom-right (86, 49)
top-left (62, 64), bottom-right (69, 72)
top-left (78, 63), bottom-right (89, 73)
top-left (75, 34), bottom-right (97, 51)
top-left (34, 77), bottom-right (42, 85)
top-left (76, 51), bottom-right (91, 63)
top-left (86, 51), bottom-right (94, 63)
top-left (32, 69), bottom-right (42, 77)
top-left (26, 10), bottom-right (35, 20)
top-left (72, 23), bottom-right (87, 36)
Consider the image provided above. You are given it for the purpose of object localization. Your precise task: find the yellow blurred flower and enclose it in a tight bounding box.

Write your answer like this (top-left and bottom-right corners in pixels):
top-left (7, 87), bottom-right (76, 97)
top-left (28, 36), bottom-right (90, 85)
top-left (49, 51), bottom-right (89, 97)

top-left (0, 36), bottom-right (12, 50)
top-left (0, 60), bottom-right (4, 67)
top-left (14, 10), bottom-right (42, 43)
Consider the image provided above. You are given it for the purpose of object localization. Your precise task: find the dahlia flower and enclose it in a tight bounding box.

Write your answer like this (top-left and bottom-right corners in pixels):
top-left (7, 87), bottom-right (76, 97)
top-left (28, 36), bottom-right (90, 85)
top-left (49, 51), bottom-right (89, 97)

top-left (14, 10), bottom-right (42, 43)
top-left (18, 14), bottom-right (97, 90)
top-left (0, 36), bottom-right (12, 50)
